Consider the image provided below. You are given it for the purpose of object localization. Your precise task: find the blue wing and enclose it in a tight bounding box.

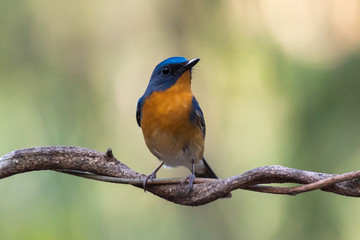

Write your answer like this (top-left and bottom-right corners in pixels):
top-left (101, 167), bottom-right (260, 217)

top-left (190, 97), bottom-right (206, 137)
top-left (136, 96), bottom-right (145, 127)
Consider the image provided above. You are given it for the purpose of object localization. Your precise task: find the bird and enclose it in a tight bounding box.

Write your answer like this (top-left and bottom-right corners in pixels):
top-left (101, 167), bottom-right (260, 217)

top-left (136, 56), bottom-right (218, 193)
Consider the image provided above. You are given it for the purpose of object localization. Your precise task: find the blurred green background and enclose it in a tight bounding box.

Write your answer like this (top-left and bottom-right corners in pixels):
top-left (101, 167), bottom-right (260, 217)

top-left (1, 0), bottom-right (360, 239)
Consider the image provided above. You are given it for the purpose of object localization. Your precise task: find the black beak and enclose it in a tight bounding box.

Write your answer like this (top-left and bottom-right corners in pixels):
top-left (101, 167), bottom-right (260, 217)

top-left (183, 58), bottom-right (200, 71)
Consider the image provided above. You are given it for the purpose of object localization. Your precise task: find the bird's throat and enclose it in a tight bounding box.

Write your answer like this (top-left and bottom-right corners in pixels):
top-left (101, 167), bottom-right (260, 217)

top-left (166, 70), bottom-right (192, 93)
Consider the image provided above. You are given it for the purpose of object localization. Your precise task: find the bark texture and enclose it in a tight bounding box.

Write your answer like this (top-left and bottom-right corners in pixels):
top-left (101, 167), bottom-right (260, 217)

top-left (1, 146), bottom-right (359, 206)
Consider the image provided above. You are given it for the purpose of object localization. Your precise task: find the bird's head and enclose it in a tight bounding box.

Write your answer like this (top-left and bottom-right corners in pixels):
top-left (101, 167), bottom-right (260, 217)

top-left (144, 57), bottom-right (200, 95)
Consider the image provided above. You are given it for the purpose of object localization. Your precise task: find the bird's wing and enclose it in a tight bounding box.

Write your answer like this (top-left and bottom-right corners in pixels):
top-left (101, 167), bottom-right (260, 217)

top-left (136, 96), bottom-right (145, 127)
top-left (190, 97), bottom-right (206, 137)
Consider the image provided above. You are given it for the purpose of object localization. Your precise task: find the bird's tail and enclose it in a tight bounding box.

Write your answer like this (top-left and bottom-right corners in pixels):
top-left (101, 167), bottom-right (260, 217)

top-left (195, 158), bottom-right (218, 179)
top-left (195, 158), bottom-right (232, 198)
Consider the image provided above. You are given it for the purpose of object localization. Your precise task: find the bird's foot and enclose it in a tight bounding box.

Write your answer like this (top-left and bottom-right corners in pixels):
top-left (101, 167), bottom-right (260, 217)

top-left (142, 162), bottom-right (164, 193)
top-left (181, 173), bottom-right (196, 194)
top-left (143, 172), bottom-right (157, 192)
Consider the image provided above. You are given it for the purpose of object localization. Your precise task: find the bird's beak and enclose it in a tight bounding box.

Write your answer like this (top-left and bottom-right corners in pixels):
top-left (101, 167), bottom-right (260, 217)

top-left (183, 58), bottom-right (200, 71)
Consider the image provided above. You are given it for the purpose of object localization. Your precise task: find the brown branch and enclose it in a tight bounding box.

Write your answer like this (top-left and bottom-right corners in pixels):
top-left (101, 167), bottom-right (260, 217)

top-left (1, 146), bottom-right (360, 206)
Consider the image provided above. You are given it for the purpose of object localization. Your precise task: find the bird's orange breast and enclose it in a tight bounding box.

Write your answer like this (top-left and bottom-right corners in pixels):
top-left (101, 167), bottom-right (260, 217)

top-left (140, 70), bottom-right (204, 162)
top-left (141, 70), bottom-right (194, 134)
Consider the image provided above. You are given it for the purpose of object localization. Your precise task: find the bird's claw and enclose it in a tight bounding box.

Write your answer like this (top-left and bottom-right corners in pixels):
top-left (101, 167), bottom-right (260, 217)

top-left (181, 174), bottom-right (196, 194)
top-left (143, 172), bottom-right (157, 192)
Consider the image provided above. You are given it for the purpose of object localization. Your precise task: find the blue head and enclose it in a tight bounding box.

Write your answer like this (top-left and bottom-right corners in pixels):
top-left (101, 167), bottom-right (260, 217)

top-left (136, 56), bottom-right (200, 127)
top-left (143, 56), bottom-right (200, 96)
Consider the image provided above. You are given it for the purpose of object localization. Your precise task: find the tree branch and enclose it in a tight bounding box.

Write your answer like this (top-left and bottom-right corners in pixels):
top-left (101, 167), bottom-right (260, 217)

top-left (1, 146), bottom-right (359, 206)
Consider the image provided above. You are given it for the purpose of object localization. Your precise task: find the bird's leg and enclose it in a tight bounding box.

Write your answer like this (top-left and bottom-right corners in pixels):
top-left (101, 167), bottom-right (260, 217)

top-left (143, 161), bottom-right (164, 192)
top-left (181, 159), bottom-right (196, 193)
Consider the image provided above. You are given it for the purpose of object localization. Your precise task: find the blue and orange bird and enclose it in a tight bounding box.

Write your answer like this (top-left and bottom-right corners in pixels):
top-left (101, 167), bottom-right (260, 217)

top-left (136, 57), bottom-right (217, 192)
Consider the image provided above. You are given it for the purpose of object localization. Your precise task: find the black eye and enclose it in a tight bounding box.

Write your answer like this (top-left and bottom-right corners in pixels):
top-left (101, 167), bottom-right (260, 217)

top-left (161, 67), bottom-right (170, 75)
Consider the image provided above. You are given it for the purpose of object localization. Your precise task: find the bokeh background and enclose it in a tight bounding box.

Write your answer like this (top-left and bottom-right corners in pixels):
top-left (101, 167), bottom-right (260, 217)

top-left (1, 0), bottom-right (360, 239)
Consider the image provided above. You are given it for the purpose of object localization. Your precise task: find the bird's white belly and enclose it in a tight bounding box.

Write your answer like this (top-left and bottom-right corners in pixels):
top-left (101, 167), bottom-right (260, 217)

top-left (149, 130), bottom-right (203, 171)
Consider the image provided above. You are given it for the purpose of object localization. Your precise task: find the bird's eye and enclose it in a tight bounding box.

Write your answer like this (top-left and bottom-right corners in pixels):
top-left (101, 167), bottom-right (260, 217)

top-left (161, 67), bottom-right (170, 75)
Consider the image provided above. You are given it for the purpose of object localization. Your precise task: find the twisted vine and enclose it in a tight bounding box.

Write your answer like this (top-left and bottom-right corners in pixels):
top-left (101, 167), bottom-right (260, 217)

top-left (1, 146), bottom-right (359, 206)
